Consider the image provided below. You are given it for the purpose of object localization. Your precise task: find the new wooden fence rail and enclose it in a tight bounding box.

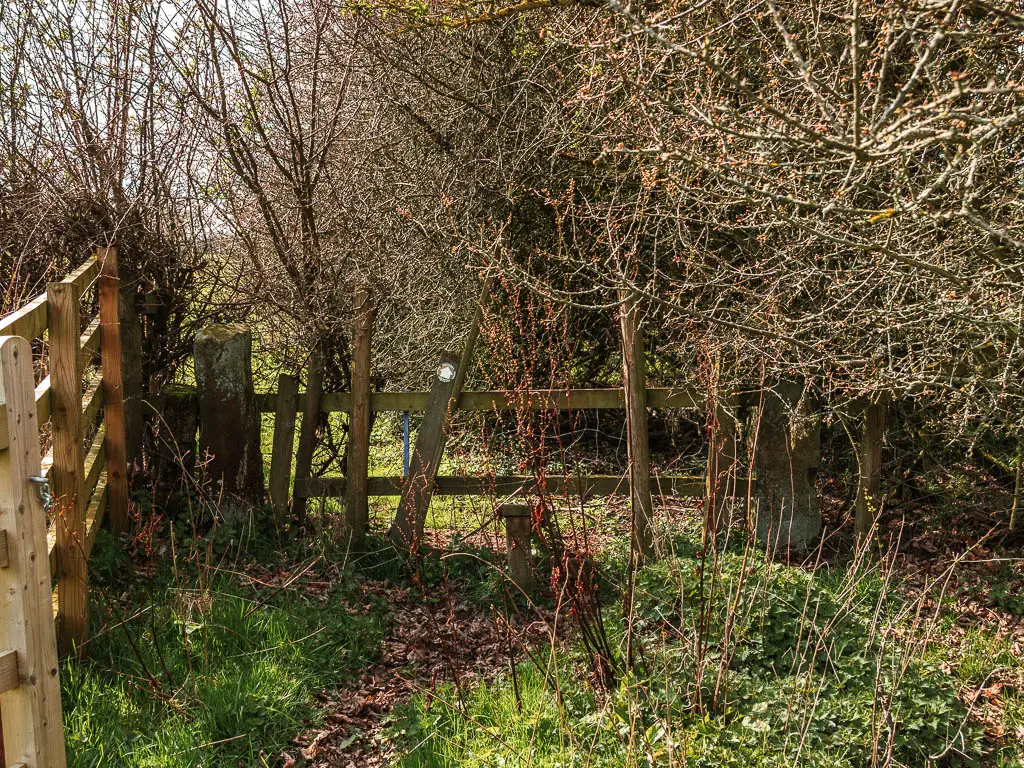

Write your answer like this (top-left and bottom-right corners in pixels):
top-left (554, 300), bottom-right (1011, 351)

top-left (0, 248), bottom-right (130, 764)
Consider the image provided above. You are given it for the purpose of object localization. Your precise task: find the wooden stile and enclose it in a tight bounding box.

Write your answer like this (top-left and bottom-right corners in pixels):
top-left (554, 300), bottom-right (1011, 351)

top-left (618, 289), bottom-right (655, 561)
top-left (48, 281), bottom-right (88, 657)
top-left (97, 247), bottom-right (130, 532)
top-left (0, 335), bottom-right (68, 768)
top-left (344, 288), bottom-right (373, 548)
top-left (388, 280), bottom-right (489, 552)
top-left (269, 373), bottom-right (299, 527)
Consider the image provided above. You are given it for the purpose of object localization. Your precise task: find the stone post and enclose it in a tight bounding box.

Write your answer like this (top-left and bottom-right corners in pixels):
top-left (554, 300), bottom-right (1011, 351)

top-left (194, 324), bottom-right (265, 524)
top-left (150, 383), bottom-right (198, 512)
top-left (754, 380), bottom-right (821, 554)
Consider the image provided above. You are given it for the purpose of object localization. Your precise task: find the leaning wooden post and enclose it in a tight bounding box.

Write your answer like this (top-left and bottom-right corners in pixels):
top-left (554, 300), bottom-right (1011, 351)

top-left (618, 289), bottom-right (655, 561)
top-left (268, 373), bottom-right (299, 528)
top-left (389, 353), bottom-right (460, 551)
top-left (344, 287), bottom-right (373, 548)
top-left (48, 280), bottom-right (88, 657)
top-left (97, 247), bottom-right (130, 531)
top-left (855, 400), bottom-right (885, 547)
top-left (501, 504), bottom-right (534, 594)
top-left (0, 336), bottom-right (68, 768)
top-left (387, 278), bottom-right (490, 552)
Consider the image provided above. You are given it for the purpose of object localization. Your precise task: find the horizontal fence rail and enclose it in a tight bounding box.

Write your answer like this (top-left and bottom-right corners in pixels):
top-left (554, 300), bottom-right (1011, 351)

top-left (294, 473), bottom-right (751, 500)
top-left (256, 387), bottom-right (702, 413)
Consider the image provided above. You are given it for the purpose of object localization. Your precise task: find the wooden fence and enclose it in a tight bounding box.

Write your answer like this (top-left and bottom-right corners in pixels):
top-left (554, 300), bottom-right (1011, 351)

top-left (262, 387), bottom-right (714, 501)
top-left (258, 290), bottom-right (751, 560)
top-left (0, 248), bottom-right (130, 767)
top-left (258, 287), bottom-right (884, 555)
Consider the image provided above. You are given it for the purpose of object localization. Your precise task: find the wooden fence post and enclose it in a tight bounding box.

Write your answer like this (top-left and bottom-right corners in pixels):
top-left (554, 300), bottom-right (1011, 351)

top-left (48, 280), bottom-right (88, 657)
top-left (291, 345), bottom-right (324, 526)
top-left (387, 278), bottom-right (490, 552)
top-left (855, 401), bottom-right (885, 546)
top-left (618, 289), bottom-right (655, 561)
top-left (344, 287), bottom-right (373, 548)
top-left (389, 352), bottom-right (460, 551)
top-left (706, 395), bottom-right (739, 538)
top-left (0, 336), bottom-right (67, 768)
top-left (501, 504), bottom-right (534, 594)
top-left (97, 247), bottom-right (129, 532)
top-left (269, 374), bottom-right (299, 528)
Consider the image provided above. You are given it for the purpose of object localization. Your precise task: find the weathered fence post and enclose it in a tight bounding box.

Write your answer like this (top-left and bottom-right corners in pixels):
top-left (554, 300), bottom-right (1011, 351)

top-left (754, 381), bottom-right (821, 554)
top-left (706, 394), bottom-right (739, 538)
top-left (48, 280), bottom-right (88, 657)
top-left (194, 324), bottom-right (265, 525)
top-left (855, 400), bottom-right (885, 546)
top-left (344, 287), bottom-right (373, 548)
top-left (389, 352), bottom-right (460, 551)
top-left (97, 247), bottom-right (130, 531)
top-left (118, 281), bottom-right (145, 469)
top-left (291, 345), bottom-right (324, 526)
top-left (0, 335), bottom-right (68, 767)
top-left (618, 289), bottom-right (655, 561)
top-left (387, 278), bottom-right (489, 552)
top-left (502, 504), bottom-right (534, 594)
top-left (269, 374), bottom-right (299, 528)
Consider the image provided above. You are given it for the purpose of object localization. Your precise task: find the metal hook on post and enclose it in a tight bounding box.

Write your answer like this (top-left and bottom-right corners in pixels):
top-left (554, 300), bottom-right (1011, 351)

top-left (28, 475), bottom-right (52, 513)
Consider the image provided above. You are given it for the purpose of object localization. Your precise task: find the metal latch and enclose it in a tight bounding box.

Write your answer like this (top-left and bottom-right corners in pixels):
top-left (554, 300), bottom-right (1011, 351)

top-left (28, 476), bottom-right (52, 513)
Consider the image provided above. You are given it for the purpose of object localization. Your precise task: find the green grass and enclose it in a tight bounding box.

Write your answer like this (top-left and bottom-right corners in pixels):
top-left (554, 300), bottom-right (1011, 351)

top-left (388, 529), bottom-right (990, 767)
top-left (62, 529), bottom-right (386, 768)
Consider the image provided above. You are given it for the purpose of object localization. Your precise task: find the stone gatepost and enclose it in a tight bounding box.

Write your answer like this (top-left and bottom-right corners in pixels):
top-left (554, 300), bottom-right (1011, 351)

top-left (194, 324), bottom-right (265, 524)
top-left (754, 380), bottom-right (821, 554)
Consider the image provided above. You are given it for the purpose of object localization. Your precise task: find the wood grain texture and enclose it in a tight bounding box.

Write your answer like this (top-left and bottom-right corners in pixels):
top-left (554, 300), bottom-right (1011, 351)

top-left (98, 247), bottom-right (130, 532)
top-left (0, 294), bottom-right (48, 341)
top-left (268, 374), bottom-right (299, 527)
top-left (291, 347), bottom-right (324, 525)
top-left (257, 387), bottom-right (701, 413)
top-left (0, 335), bottom-right (68, 767)
top-left (47, 281), bottom-right (88, 657)
top-left (388, 353), bottom-right (461, 551)
top-left (619, 289), bottom-right (655, 561)
top-left (0, 649), bottom-right (19, 694)
top-left (298, 474), bottom-right (716, 499)
top-left (344, 288), bottom-right (373, 548)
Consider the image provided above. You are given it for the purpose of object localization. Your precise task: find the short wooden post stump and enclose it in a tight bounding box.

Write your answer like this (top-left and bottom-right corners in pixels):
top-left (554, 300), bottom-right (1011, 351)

top-left (501, 504), bottom-right (534, 595)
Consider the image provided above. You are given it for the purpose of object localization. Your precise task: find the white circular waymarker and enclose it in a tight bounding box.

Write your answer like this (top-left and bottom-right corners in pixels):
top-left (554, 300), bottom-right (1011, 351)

top-left (437, 362), bottom-right (457, 383)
